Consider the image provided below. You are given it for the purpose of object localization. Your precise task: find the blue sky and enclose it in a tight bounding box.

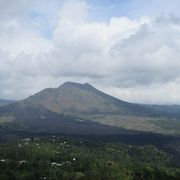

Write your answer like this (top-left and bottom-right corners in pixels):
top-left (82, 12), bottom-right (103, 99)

top-left (87, 0), bottom-right (180, 20)
top-left (26, 0), bottom-right (180, 38)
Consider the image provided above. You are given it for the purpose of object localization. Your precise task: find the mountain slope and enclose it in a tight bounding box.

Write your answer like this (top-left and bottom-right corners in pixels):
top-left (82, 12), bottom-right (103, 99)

top-left (0, 100), bottom-right (131, 135)
top-left (0, 82), bottom-right (179, 135)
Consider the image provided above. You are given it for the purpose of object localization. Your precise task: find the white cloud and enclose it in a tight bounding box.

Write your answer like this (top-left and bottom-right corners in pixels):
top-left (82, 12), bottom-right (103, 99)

top-left (0, 0), bottom-right (180, 104)
top-left (0, 0), bottom-right (33, 19)
top-left (59, 0), bottom-right (89, 22)
top-left (105, 81), bottom-right (180, 105)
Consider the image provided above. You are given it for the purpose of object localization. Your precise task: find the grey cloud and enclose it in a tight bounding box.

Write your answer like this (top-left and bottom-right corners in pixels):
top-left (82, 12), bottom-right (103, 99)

top-left (155, 14), bottom-right (180, 25)
top-left (109, 16), bottom-right (180, 87)
top-left (0, 0), bottom-right (35, 20)
top-left (1, 1), bottom-right (180, 104)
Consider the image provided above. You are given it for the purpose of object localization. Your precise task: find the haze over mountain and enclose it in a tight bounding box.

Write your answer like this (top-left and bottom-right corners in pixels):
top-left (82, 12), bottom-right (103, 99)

top-left (0, 82), bottom-right (180, 135)
top-left (0, 99), bottom-right (15, 107)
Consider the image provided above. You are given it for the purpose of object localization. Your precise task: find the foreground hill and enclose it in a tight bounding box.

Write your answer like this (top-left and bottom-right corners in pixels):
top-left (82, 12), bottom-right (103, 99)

top-left (0, 136), bottom-right (179, 180)
top-left (0, 82), bottom-right (180, 135)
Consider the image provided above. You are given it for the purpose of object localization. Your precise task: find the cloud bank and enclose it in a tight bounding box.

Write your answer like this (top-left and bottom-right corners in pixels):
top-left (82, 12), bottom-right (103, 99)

top-left (0, 0), bottom-right (180, 104)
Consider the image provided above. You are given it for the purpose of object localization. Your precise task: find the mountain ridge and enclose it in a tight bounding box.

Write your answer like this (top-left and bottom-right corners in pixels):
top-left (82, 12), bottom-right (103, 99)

top-left (0, 82), bottom-right (180, 135)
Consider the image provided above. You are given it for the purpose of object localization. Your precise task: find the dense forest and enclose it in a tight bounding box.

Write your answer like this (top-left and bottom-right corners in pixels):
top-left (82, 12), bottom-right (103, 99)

top-left (0, 135), bottom-right (180, 180)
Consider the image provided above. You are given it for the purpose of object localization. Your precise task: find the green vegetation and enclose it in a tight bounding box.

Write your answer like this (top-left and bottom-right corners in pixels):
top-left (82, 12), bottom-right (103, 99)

top-left (0, 136), bottom-right (179, 180)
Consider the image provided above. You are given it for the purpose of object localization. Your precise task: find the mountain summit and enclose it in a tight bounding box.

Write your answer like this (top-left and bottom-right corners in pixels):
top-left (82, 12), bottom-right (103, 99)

top-left (23, 82), bottom-right (150, 115)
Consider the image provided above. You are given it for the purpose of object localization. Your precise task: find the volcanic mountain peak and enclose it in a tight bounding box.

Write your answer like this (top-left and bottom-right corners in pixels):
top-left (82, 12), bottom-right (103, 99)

top-left (59, 82), bottom-right (95, 90)
top-left (0, 82), bottom-right (159, 119)
top-left (24, 82), bottom-right (122, 115)
top-left (0, 82), bottom-right (179, 135)
top-left (19, 82), bottom-right (154, 116)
